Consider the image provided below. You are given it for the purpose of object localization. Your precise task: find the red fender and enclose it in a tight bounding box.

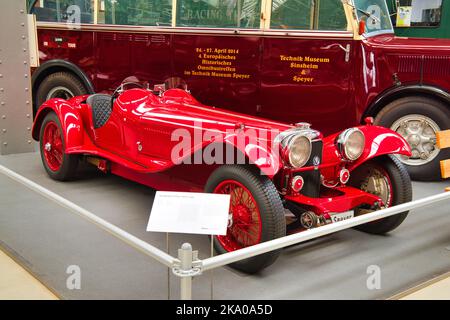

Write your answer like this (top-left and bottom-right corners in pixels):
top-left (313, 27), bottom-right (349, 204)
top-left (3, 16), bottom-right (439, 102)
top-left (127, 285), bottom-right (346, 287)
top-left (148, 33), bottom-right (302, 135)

top-left (223, 133), bottom-right (282, 178)
top-left (322, 125), bottom-right (412, 173)
top-left (171, 129), bottom-right (282, 178)
top-left (32, 97), bottom-right (87, 151)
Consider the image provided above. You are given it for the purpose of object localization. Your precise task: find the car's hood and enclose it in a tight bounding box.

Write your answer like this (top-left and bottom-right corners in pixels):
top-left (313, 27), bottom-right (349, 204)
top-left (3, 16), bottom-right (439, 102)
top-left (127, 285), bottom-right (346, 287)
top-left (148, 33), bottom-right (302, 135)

top-left (156, 89), bottom-right (295, 134)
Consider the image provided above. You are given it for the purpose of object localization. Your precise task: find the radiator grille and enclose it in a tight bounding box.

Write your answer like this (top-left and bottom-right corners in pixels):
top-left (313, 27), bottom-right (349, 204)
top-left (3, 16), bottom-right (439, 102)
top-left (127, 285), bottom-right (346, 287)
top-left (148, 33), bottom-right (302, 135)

top-left (293, 140), bottom-right (323, 198)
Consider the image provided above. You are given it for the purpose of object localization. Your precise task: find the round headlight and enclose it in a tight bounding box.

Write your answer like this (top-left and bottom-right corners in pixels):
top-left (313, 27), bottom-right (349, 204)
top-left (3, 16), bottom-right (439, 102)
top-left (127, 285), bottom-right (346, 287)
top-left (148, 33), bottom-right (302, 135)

top-left (286, 135), bottom-right (312, 168)
top-left (338, 128), bottom-right (365, 161)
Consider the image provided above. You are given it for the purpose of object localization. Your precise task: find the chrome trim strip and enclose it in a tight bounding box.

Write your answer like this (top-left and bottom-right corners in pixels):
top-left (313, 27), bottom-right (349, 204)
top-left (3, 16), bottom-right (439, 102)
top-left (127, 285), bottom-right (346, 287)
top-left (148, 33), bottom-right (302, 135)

top-left (362, 30), bottom-right (395, 38)
top-left (36, 22), bottom-right (354, 39)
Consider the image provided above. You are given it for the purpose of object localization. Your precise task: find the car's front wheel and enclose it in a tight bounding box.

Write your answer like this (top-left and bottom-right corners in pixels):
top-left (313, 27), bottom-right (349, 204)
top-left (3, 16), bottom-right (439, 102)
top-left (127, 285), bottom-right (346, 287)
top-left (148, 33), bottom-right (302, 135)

top-left (205, 165), bottom-right (286, 274)
top-left (349, 155), bottom-right (412, 234)
top-left (39, 112), bottom-right (79, 181)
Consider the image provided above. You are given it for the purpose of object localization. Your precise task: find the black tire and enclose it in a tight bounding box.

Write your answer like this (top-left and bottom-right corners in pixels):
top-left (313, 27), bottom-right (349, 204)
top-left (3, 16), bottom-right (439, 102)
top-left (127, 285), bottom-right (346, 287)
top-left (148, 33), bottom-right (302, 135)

top-left (205, 165), bottom-right (286, 273)
top-left (349, 155), bottom-right (412, 235)
top-left (374, 96), bottom-right (450, 181)
top-left (39, 112), bottom-right (79, 181)
top-left (36, 72), bottom-right (88, 111)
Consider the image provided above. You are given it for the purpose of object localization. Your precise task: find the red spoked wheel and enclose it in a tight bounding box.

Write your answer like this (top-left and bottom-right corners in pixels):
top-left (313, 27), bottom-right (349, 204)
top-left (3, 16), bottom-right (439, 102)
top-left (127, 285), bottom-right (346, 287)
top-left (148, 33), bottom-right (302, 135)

top-left (349, 155), bottom-right (412, 234)
top-left (39, 112), bottom-right (78, 181)
top-left (214, 180), bottom-right (262, 251)
top-left (42, 121), bottom-right (63, 172)
top-left (205, 165), bottom-right (286, 274)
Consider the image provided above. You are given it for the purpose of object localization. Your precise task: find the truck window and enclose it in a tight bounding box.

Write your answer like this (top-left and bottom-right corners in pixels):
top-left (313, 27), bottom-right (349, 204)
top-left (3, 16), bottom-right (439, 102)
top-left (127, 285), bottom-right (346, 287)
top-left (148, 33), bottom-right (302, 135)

top-left (354, 0), bottom-right (393, 35)
top-left (317, 0), bottom-right (347, 30)
top-left (100, 0), bottom-right (172, 26)
top-left (271, 0), bottom-right (314, 30)
top-left (270, 0), bottom-right (347, 31)
top-left (176, 0), bottom-right (261, 29)
top-left (32, 0), bottom-right (94, 23)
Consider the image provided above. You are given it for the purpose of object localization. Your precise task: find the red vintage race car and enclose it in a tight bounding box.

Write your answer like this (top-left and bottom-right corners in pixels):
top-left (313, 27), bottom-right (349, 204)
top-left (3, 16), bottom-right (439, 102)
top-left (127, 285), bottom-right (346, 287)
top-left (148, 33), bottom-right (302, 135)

top-left (32, 83), bottom-right (412, 273)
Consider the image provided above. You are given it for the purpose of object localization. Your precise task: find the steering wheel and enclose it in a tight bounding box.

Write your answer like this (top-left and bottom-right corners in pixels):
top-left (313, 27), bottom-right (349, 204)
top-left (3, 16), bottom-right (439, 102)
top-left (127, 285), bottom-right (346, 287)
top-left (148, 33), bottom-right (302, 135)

top-left (110, 82), bottom-right (146, 107)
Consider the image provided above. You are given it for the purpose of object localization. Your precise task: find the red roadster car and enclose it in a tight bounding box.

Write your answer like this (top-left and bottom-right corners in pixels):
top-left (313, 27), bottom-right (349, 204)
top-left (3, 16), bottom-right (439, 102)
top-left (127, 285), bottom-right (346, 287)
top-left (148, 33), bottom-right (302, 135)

top-left (32, 83), bottom-right (412, 273)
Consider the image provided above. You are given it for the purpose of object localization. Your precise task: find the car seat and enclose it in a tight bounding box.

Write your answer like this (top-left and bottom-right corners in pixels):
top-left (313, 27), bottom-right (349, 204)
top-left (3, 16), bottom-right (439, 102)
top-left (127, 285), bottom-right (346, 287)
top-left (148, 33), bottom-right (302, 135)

top-left (86, 94), bottom-right (112, 129)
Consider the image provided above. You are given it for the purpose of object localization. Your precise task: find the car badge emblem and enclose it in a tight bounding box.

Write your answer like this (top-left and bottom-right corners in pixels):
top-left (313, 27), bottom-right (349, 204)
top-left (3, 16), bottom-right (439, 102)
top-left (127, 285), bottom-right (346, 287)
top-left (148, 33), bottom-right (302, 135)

top-left (313, 156), bottom-right (320, 166)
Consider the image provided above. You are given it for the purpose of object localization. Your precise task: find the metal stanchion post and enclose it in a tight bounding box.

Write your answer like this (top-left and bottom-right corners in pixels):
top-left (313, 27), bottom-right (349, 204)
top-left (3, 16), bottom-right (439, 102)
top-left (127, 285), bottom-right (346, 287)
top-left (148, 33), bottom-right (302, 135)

top-left (167, 232), bottom-right (170, 300)
top-left (179, 243), bottom-right (193, 300)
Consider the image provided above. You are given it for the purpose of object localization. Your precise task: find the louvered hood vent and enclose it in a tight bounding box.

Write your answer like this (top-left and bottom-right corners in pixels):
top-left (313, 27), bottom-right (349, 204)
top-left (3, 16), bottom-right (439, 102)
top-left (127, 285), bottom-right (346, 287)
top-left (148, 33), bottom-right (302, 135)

top-left (393, 55), bottom-right (450, 76)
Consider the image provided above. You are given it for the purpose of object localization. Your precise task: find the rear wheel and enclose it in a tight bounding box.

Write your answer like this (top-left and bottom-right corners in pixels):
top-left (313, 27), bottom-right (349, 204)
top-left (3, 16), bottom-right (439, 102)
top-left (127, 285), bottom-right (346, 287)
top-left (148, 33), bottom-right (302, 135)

top-left (349, 155), bottom-right (412, 234)
top-left (375, 96), bottom-right (450, 181)
top-left (36, 72), bottom-right (88, 111)
top-left (205, 165), bottom-right (286, 274)
top-left (39, 112), bottom-right (78, 181)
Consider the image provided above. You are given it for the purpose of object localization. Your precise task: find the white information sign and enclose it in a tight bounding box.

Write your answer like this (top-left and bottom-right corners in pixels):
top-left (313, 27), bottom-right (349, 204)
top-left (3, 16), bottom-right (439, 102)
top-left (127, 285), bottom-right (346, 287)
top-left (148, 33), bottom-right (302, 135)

top-left (147, 191), bottom-right (230, 236)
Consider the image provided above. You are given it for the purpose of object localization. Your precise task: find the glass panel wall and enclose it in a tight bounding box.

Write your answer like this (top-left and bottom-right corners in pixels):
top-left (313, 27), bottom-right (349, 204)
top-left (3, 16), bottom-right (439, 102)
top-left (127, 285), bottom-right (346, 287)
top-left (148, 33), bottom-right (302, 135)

top-left (390, 0), bottom-right (442, 27)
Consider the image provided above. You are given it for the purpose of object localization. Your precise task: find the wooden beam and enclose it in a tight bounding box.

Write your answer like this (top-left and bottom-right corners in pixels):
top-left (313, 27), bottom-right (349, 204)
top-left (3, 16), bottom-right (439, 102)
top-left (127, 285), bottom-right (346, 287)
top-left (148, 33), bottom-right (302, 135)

top-left (440, 159), bottom-right (450, 179)
top-left (436, 130), bottom-right (450, 149)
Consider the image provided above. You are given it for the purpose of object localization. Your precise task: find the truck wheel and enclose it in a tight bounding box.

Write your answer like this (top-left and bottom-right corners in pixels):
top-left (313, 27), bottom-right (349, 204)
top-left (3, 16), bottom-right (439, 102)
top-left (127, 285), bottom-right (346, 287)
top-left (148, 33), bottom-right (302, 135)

top-left (205, 165), bottom-right (286, 273)
top-left (349, 155), bottom-right (412, 235)
top-left (39, 112), bottom-right (78, 181)
top-left (374, 96), bottom-right (450, 181)
top-left (36, 72), bottom-right (88, 110)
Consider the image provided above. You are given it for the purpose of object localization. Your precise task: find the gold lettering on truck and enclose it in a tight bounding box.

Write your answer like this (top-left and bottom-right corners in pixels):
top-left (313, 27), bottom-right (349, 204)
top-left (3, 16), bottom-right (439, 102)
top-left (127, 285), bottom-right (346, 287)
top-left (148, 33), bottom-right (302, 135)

top-left (184, 48), bottom-right (251, 80)
top-left (280, 55), bottom-right (331, 84)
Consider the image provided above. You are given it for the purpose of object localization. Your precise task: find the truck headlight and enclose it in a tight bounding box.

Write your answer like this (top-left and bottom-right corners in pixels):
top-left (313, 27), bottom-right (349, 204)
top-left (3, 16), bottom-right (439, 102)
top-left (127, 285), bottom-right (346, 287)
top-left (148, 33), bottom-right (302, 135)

top-left (337, 128), bottom-right (365, 161)
top-left (283, 135), bottom-right (312, 168)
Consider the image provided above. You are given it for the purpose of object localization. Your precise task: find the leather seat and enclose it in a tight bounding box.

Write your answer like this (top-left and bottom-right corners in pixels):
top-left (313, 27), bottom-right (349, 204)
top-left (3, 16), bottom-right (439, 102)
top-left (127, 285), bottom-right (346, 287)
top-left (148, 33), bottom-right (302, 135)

top-left (86, 94), bottom-right (112, 129)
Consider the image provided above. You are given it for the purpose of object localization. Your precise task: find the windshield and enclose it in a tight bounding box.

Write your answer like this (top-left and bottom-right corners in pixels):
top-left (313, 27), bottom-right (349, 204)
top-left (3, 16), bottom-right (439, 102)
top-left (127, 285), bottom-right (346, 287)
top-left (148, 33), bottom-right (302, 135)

top-left (353, 0), bottom-right (394, 36)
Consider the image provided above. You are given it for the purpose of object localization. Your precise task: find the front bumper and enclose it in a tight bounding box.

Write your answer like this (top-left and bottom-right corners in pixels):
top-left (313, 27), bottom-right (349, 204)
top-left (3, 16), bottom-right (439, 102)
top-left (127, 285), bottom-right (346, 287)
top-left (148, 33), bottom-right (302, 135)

top-left (284, 186), bottom-right (382, 216)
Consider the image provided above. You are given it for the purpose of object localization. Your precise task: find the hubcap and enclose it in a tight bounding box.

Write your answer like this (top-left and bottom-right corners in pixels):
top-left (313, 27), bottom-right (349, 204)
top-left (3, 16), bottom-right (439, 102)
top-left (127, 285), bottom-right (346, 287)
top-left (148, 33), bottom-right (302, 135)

top-left (214, 180), bottom-right (262, 252)
top-left (357, 167), bottom-right (393, 215)
top-left (42, 121), bottom-right (63, 172)
top-left (391, 114), bottom-right (440, 166)
top-left (46, 86), bottom-right (75, 101)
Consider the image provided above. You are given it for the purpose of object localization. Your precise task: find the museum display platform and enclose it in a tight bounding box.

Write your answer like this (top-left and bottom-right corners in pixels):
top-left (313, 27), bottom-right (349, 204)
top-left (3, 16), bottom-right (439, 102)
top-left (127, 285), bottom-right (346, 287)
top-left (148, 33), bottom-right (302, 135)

top-left (0, 152), bottom-right (449, 300)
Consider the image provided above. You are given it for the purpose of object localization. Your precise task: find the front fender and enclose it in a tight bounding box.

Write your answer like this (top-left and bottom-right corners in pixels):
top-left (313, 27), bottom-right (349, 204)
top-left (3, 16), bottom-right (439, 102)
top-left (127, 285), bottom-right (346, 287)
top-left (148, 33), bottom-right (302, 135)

top-left (223, 133), bottom-right (282, 178)
top-left (32, 98), bottom-right (84, 151)
top-left (172, 128), bottom-right (282, 178)
top-left (322, 125), bottom-right (411, 173)
top-left (349, 125), bottom-right (411, 171)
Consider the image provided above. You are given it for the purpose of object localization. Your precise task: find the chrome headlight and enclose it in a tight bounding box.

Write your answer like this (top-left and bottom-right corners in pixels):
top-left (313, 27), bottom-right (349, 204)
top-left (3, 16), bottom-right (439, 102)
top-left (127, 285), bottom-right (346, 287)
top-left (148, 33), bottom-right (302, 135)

top-left (337, 128), bottom-right (365, 161)
top-left (282, 135), bottom-right (312, 168)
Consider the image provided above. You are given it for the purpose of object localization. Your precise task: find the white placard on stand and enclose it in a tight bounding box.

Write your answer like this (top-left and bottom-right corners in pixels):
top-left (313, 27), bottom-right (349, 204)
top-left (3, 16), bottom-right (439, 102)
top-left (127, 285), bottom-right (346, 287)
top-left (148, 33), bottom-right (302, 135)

top-left (147, 191), bottom-right (230, 236)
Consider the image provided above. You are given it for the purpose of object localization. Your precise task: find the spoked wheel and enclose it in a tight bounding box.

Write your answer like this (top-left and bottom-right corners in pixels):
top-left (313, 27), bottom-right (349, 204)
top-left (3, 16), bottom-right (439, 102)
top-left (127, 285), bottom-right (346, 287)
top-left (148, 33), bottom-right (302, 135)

top-left (349, 155), bottom-right (412, 234)
top-left (39, 112), bottom-right (78, 181)
top-left (205, 165), bottom-right (286, 274)
top-left (214, 180), bottom-right (262, 251)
